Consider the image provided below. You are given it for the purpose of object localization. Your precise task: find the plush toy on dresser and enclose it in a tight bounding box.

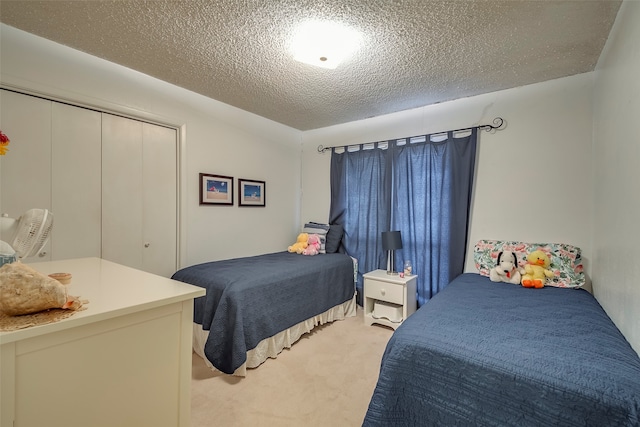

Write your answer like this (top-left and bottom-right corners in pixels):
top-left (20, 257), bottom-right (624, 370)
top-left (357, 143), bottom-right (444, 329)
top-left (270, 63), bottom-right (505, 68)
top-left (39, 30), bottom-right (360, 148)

top-left (522, 250), bottom-right (554, 288)
top-left (489, 251), bottom-right (523, 285)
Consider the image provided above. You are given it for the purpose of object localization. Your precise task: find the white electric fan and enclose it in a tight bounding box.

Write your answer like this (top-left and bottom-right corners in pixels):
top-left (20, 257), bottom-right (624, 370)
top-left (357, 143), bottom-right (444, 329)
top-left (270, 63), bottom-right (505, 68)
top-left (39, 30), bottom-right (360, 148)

top-left (0, 209), bottom-right (54, 260)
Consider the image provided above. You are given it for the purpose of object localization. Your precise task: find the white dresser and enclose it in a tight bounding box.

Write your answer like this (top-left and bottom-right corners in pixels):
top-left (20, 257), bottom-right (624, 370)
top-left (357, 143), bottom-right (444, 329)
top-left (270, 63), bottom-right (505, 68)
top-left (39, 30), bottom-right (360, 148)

top-left (0, 258), bottom-right (205, 427)
top-left (363, 269), bottom-right (417, 330)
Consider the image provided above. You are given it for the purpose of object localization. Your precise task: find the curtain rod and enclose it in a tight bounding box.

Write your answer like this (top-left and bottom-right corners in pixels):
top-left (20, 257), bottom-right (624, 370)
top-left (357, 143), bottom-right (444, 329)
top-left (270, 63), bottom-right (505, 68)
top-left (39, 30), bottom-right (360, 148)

top-left (317, 117), bottom-right (505, 154)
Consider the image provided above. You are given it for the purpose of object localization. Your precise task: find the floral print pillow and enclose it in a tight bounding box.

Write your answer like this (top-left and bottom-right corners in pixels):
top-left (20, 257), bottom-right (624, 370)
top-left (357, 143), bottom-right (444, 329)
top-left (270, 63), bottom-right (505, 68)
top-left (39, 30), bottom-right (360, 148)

top-left (474, 240), bottom-right (585, 288)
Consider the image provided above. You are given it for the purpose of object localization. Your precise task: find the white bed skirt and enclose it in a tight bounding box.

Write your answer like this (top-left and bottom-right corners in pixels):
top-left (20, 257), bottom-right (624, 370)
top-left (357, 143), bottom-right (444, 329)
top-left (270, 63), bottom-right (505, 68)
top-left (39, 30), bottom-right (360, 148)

top-left (193, 294), bottom-right (357, 376)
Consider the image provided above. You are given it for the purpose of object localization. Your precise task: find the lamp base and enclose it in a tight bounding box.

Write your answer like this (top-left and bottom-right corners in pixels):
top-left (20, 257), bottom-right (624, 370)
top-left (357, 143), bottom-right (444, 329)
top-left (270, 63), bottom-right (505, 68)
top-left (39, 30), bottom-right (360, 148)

top-left (386, 250), bottom-right (398, 275)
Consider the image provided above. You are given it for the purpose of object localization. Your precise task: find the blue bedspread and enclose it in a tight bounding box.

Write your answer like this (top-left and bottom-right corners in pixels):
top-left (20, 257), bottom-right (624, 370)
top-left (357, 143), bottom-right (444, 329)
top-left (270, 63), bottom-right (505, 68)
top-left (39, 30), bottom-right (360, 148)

top-left (171, 251), bottom-right (355, 374)
top-left (364, 273), bottom-right (640, 426)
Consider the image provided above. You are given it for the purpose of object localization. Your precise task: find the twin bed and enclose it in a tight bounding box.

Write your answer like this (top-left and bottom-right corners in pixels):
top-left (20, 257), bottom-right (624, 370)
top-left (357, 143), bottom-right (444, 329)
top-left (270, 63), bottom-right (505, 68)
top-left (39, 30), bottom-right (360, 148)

top-left (363, 241), bottom-right (640, 426)
top-left (171, 250), bottom-right (356, 375)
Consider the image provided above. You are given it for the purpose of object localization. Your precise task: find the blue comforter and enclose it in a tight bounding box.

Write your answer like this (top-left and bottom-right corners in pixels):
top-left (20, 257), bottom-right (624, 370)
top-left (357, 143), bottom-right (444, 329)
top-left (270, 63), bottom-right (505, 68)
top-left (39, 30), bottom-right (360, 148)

top-left (172, 251), bottom-right (354, 374)
top-left (364, 273), bottom-right (640, 426)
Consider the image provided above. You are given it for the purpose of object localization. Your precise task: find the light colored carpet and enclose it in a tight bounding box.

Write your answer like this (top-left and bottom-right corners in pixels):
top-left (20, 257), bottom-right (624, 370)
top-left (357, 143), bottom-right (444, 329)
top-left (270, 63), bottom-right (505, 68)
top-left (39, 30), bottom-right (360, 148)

top-left (191, 307), bottom-right (394, 427)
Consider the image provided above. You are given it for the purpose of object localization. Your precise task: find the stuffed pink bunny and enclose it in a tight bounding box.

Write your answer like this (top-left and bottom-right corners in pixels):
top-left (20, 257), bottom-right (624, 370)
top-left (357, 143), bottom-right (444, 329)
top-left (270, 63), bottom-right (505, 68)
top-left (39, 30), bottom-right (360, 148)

top-left (302, 234), bottom-right (321, 256)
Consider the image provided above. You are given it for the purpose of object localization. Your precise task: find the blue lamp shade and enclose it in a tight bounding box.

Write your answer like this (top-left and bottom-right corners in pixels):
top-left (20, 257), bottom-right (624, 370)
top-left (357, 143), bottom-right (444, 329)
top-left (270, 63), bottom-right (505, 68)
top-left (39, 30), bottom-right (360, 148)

top-left (381, 231), bottom-right (402, 274)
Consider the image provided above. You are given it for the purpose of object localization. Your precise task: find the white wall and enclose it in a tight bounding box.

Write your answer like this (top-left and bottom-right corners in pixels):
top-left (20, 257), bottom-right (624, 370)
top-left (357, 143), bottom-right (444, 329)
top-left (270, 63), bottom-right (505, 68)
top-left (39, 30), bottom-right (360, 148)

top-left (301, 73), bottom-right (594, 278)
top-left (0, 24), bottom-right (303, 267)
top-left (592, 1), bottom-right (640, 355)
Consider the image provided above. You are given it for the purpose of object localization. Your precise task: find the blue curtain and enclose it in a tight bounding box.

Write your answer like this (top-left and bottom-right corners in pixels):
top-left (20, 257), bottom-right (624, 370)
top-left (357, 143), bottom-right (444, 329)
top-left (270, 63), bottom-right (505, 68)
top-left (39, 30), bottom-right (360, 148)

top-left (329, 129), bottom-right (477, 306)
top-left (391, 129), bottom-right (477, 305)
top-left (329, 144), bottom-right (390, 303)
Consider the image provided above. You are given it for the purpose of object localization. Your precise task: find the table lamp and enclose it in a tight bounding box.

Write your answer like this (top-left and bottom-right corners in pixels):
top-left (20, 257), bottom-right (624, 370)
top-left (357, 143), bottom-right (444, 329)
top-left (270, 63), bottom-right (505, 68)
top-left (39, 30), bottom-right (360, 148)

top-left (382, 231), bottom-right (402, 275)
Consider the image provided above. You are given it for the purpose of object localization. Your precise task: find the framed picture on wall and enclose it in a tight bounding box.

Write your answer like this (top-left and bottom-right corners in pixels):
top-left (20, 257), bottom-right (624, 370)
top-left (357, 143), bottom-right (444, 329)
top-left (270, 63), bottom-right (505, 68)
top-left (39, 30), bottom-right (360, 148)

top-left (238, 178), bottom-right (266, 207)
top-left (199, 173), bottom-right (233, 205)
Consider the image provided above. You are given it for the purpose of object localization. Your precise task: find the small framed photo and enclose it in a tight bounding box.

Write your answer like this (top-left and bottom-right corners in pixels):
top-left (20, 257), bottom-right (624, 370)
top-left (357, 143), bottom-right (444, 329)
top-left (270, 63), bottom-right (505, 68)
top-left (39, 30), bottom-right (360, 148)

top-left (238, 178), bottom-right (266, 207)
top-left (200, 173), bottom-right (233, 205)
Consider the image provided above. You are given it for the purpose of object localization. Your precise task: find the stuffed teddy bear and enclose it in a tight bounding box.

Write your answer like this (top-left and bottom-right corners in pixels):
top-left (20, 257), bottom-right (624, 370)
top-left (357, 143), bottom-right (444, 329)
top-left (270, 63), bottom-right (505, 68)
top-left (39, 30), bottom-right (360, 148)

top-left (521, 250), bottom-right (554, 288)
top-left (288, 233), bottom-right (308, 254)
top-left (303, 234), bottom-right (321, 256)
top-left (489, 251), bottom-right (523, 285)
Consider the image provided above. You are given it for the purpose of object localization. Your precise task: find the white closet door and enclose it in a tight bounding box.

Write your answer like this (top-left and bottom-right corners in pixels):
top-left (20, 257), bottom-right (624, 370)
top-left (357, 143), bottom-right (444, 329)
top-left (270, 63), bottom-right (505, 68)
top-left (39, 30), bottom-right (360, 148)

top-left (0, 90), bottom-right (52, 261)
top-left (102, 114), bottom-right (144, 270)
top-left (2, 91), bottom-right (178, 271)
top-left (51, 103), bottom-right (102, 260)
top-left (102, 114), bottom-right (177, 276)
top-left (142, 123), bottom-right (177, 277)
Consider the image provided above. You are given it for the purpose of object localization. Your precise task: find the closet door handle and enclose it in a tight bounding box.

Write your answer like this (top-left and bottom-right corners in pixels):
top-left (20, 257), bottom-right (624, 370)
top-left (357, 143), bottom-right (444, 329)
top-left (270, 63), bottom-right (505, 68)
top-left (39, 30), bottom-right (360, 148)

top-left (144, 242), bottom-right (150, 248)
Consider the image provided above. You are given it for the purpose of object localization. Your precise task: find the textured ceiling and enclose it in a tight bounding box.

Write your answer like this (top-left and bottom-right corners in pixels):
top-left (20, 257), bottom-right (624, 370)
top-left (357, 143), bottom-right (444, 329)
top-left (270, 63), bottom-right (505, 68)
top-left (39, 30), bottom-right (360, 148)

top-left (0, 0), bottom-right (621, 131)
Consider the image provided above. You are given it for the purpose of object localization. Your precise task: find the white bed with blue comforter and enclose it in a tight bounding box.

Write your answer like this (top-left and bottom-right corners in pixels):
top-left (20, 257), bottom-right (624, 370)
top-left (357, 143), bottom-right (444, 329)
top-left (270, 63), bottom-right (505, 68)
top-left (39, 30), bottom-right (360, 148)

top-left (363, 272), bottom-right (640, 426)
top-left (172, 251), bottom-right (356, 376)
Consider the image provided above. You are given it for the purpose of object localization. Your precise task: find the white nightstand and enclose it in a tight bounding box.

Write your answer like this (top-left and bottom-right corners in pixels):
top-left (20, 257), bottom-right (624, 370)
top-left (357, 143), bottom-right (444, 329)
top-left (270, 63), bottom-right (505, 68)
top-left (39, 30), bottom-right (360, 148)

top-left (363, 269), bottom-right (417, 330)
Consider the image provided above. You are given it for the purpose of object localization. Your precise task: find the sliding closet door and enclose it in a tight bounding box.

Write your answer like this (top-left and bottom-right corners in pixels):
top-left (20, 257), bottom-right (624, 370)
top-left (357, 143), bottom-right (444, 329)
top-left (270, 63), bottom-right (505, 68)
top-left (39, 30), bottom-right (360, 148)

top-left (51, 103), bottom-right (102, 260)
top-left (102, 114), bottom-right (145, 269)
top-left (102, 113), bottom-right (177, 277)
top-left (0, 90), bottom-right (52, 260)
top-left (1, 90), bottom-right (178, 270)
top-left (1, 90), bottom-right (103, 261)
top-left (142, 123), bottom-right (177, 277)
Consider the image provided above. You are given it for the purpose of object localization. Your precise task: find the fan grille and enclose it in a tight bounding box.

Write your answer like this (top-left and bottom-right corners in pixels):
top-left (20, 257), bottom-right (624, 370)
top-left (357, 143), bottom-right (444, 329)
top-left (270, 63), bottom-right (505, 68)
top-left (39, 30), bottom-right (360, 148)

top-left (12, 209), bottom-right (54, 258)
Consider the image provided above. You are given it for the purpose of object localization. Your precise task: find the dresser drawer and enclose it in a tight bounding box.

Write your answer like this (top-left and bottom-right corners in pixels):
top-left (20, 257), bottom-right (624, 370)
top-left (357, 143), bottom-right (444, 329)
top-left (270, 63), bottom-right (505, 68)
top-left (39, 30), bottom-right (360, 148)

top-left (365, 279), bottom-right (404, 305)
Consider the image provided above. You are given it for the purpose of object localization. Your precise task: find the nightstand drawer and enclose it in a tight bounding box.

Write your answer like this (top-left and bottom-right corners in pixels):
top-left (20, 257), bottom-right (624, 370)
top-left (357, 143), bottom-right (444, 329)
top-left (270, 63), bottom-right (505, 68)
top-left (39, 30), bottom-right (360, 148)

top-left (365, 279), bottom-right (404, 305)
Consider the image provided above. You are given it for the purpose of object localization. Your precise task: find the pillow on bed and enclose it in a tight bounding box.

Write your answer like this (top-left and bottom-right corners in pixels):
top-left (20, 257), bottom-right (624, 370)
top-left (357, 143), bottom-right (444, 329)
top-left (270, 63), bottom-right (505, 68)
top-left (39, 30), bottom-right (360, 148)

top-left (474, 240), bottom-right (585, 288)
top-left (303, 222), bottom-right (330, 254)
top-left (325, 224), bottom-right (344, 253)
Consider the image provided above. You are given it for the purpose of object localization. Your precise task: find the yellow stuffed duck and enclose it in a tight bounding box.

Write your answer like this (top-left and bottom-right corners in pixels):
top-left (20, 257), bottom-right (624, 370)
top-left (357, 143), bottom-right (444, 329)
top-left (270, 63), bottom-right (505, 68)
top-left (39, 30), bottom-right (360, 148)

top-left (288, 233), bottom-right (308, 254)
top-left (521, 250), bottom-right (554, 288)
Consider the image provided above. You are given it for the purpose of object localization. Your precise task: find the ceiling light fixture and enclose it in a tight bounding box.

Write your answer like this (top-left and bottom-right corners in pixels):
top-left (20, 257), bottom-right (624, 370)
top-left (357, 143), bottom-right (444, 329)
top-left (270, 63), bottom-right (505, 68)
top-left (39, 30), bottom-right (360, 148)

top-left (290, 20), bottom-right (362, 70)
